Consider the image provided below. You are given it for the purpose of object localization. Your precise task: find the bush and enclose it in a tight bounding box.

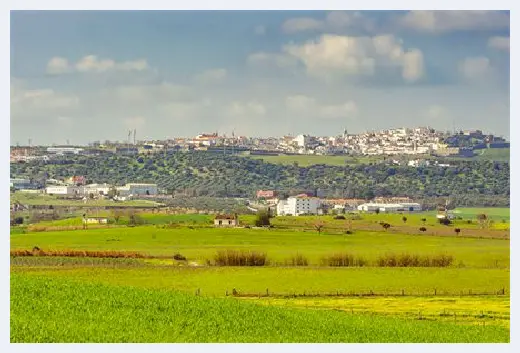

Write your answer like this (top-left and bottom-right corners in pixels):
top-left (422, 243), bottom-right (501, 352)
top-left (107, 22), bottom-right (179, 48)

top-left (454, 228), bottom-right (461, 235)
top-left (289, 253), bottom-right (309, 266)
top-left (376, 253), bottom-right (454, 267)
top-left (214, 250), bottom-right (268, 266)
top-left (321, 253), bottom-right (367, 267)
top-left (345, 230), bottom-right (353, 235)
top-left (419, 227), bottom-right (427, 232)
top-left (438, 218), bottom-right (451, 225)
top-left (173, 253), bottom-right (187, 261)
top-left (334, 215), bottom-right (346, 220)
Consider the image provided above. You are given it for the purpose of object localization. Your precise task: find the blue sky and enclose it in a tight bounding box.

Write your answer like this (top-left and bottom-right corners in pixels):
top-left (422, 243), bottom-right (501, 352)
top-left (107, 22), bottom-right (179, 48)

top-left (10, 10), bottom-right (510, 145)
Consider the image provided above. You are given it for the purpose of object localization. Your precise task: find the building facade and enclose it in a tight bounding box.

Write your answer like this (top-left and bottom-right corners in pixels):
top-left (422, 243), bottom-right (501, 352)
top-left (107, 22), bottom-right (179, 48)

top-left (277, 195), bottom-right (321, 216)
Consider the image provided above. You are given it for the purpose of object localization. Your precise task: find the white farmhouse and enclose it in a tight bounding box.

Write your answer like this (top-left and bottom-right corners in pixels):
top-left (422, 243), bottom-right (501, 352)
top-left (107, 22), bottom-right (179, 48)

top-left (357, 202), bottom-right (422, 213)
top-left (277, 194), bottom-right (321, 216)
top-left (45, 185), bottom-right (82, 196)
top-left (117, 183), bottom-right (158, 196)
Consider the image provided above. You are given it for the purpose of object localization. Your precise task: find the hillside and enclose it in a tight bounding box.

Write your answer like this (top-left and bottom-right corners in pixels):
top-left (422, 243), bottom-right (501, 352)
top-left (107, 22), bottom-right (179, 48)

top-left (10, 152), bottom-right (510, 206)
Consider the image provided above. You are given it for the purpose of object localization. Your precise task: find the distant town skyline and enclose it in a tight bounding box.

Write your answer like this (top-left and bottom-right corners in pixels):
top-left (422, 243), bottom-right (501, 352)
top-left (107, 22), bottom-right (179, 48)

top-left (11, 10), bottom-right (510, 145)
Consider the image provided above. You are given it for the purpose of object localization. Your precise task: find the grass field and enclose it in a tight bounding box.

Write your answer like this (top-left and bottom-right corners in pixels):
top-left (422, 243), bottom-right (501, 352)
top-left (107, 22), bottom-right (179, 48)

top-left (10, 273), bottom-right (509, 343)
top-left (12, 266), bottom-right (509, 297)
top-left (10, 193), bottom-right (162, 207)
top-left (246, 154), bottom-right (386, 166)
top-left (10, 226), bottom-right (510, 268)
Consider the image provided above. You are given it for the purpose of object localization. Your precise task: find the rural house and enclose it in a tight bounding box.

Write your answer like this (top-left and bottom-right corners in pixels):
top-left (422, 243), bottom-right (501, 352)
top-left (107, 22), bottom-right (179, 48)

top-left (214, 214), bottom-right (239, 227)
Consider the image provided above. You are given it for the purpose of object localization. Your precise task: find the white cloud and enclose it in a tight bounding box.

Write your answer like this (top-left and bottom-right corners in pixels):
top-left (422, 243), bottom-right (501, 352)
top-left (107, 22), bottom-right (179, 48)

top-left (282, 34), bottom-right (425, 83)
top-left (46, 57), bottom-right (71, 74)
top-left (281, 11), bottom-right (375, 34)
top-left (46, 55), bottom-right (149, 74)
top-left (194, 68), bottom-right (227, 84)
top-left (398, 10), bottom-right (509, 33)
top-left (254, 25), bottom-right (266, 35)
top-left (285, 95), bottom-right (358, 119)
top-left (247, 52), bottom-right (298, 68)
top-left (459, 56), bottom-right (492, 80)
top-left (488, 36), bottom-right (510, 51)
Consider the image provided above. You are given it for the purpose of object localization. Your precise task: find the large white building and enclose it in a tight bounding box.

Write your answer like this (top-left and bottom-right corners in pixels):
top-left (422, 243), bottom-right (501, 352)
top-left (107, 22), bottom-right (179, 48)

top-left (357, 202), bottom-right (422, 213)
top-left (45, 185), bottom-right (82, 196)
top-left (117, 183), bottom-right (158, 196)
top-left (277, 195), bottom-right (321, 216)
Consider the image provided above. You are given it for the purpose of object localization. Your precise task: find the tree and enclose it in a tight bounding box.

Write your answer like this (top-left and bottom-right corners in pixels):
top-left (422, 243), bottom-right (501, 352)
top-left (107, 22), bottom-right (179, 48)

top-left (421, 218), bottom-right (427, 225)
top-left (112, 210), bottom-right (123, 224)
top-left (374, 208), bottom-right (380, 215)
top-left (419, 227), bottom-right (427, 232)
top-left (254, 210), bottom-right (271, 227)
top-left (402, 216), bottom-right (407, 224)
top-left (314, 220), bottom-right (325, 235)
top-left (476, 213), bottom-right (488, 229)
top-left (382, 223), bottom-right (391, 231)
top-left (454, 228), bottom-right (461, 236)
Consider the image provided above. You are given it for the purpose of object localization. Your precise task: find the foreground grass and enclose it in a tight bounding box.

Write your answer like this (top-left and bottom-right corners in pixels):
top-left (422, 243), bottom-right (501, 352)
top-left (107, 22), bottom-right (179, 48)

top-left (12, 266), bottom-right (509, 297)
top-left (10, 274), bottom-right (509, 343)
top-left (11, 226), bottom-right (509, 268)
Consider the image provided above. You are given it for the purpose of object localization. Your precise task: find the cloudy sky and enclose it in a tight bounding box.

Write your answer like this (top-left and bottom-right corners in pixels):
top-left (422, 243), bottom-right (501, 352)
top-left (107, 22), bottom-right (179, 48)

top-left (10, 10), bottom-right (510, 145)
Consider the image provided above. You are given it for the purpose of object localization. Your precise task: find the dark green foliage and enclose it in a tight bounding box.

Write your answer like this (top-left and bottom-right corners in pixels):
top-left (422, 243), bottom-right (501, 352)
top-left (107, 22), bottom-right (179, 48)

top-left (10, 152), bottom-right (510, 206)
top-left (173, 253), bottom-right (187, 261)
top-left (255, 211), bottom-right (271, 227)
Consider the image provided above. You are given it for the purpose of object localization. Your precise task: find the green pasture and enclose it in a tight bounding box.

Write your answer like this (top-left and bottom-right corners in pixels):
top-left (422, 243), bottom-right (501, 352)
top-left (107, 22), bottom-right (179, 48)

top-left (10, 226), bottom-right (509, 268)
top-left (10, 193), bottom-right (161, 207)
top-left (11, 274), bottom-right (508, 343)
top-left (246, 154), bottom-right (385, 167)
top-left (12, 266), bottom-right (509, 297)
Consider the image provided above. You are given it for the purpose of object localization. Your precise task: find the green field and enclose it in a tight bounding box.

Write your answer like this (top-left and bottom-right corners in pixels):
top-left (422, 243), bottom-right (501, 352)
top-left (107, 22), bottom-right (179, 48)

top-left (10, 226), bottom-right (510, 268)
top-left (12, 266), bottom-right (509, 297)
top-left (246, 154), bottom-right (386, 166)
top-left (10, 193), bottom-right (162, 207)
top-left (10, 274), bottom-right (509, 343)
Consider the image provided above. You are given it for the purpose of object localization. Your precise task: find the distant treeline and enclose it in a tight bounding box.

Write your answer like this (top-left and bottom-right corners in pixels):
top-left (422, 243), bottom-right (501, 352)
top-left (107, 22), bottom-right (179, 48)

top-left (10, 152), bottom-right (510, 207)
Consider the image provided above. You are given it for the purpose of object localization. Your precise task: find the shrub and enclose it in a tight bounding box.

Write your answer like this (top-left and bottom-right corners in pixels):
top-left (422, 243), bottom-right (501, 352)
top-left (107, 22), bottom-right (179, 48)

top-left (345, 230), bottom-right (353, 235)
top-left (438, 218), bottom-right (451, 225)
top-left (376, 253), bottom-right (454, 267)
top-left (382, 223), bottom-right (391, 231)
top-left (321, 253), bottom-right (367, 267)
top-left (454, 228), bottom-right (461, 235)
top-left (334, 215), bottom-right (346, 220)
top-left (214, 250), bottom-right (268, 266)
top-left (419, 227), bottom-right (427, 232)
top-left (173, 253), bottom-right (187, 261)
top-left (402, 216), bottom-right (407, 223)
top-left (289, 253), bottom-right (309, 266)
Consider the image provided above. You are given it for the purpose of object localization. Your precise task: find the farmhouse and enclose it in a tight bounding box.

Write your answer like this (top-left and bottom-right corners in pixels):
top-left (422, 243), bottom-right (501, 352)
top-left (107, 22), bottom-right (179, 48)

top-left (83, 217), bottom-right (109, 225)
top-left (117, 183), bottom-right (158, 196)
top-left (214, 214), bottom-right (239, 227)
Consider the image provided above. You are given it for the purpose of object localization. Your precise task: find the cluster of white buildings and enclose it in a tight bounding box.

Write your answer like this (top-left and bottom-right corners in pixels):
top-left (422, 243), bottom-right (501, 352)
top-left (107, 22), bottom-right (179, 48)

top-left (45, 183), bottom-right (158, 198)
top-left (274, 194), bottom-right (422, 216)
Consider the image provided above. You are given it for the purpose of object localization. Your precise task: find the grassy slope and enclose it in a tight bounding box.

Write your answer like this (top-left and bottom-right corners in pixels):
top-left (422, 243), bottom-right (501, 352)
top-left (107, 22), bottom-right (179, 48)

top-left (10, 226), bottom-right (509, 267)
top-left (12, 266), bottom-right (509, 296)
top-left (10, 274), bottom-right (509, 343)
top-left (247, 154), bottom-right (384, 167)
top-left (10, 193), bottom-right (161, 207)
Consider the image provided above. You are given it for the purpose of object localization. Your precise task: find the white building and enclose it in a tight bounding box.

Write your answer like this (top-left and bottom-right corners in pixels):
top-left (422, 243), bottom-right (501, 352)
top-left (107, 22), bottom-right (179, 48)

top-left (45, 185), bottom-right (82, 196)
top-left (83, 183), bottom-right (112, 196)
top-left (47, 147), bottom-right (83, 155)
top-left (293, 134), bottom-right (311, 148)
top-left (357, 202), bottom-right (422, 213)
top-left (277, 195), bottom-right (321, 216)
top-left (117, 183), bottom-right (158, 196)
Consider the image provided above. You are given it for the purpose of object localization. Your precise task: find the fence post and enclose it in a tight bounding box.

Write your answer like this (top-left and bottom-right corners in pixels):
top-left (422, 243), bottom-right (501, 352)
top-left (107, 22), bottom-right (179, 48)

top-left (402, 289), bottom-right (405, 296)
top-left (266, 288), bottom-right (269, 297)
top-left (434, 288), bottom-right (437, 296)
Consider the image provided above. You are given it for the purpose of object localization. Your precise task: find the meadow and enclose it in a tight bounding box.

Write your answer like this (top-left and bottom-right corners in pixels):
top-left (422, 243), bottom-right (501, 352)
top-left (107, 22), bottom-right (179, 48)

top-left (246, 154), bottom-right (385, 167)
top-left (10, 192), bottom-right (162, 207)
top-left (10, 208), bottom-right (510, 342)
top-left (10, 225), bottom-right (510, 268)
top-left (10, 274), bottom-right (509, 343)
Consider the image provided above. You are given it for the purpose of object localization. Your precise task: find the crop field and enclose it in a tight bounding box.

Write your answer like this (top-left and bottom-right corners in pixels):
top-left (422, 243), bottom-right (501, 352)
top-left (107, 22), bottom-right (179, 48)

top-left (10, 226), bottom-right (509, 267)
top-left (11, 266), bottom-right (509, 297)
top-left (10, 274), bottom-right (509, 343)
top-left (10, 208), bottom-right (510, 342)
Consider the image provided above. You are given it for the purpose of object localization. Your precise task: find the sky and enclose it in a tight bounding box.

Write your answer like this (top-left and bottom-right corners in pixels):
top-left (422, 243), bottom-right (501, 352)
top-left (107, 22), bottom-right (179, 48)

top-left (10, 10), bottom-right (510, 145)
